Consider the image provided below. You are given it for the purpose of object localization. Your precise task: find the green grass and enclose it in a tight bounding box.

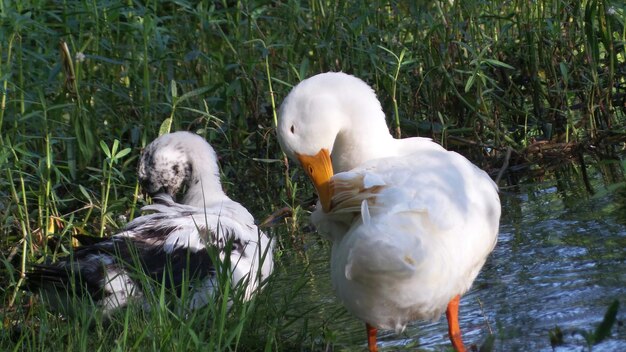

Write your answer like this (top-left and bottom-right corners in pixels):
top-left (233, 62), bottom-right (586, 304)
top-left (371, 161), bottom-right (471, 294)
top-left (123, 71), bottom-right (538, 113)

top-left (2, 229), bottom-right (343, 351)
top-left (1, 0), bottom-right (625, 350)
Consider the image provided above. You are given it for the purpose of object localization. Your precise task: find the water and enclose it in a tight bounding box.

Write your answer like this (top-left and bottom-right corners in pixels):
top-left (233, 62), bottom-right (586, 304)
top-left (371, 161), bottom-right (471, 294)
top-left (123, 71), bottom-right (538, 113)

top-left (271, 158), bottom-right (626, 351)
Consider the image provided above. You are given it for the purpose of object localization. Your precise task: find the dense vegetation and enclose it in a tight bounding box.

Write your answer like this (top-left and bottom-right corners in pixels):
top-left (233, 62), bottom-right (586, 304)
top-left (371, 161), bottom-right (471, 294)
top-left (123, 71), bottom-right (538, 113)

top-left (1, 0), bottom-right (624, 350)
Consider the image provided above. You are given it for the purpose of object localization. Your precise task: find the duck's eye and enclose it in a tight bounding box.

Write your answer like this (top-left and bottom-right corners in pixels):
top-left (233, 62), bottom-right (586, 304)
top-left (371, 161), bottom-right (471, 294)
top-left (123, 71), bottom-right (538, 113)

top-left (290, 125), bottom-right (295, 134)
top-left (308, 165), bottom-right (314, 175)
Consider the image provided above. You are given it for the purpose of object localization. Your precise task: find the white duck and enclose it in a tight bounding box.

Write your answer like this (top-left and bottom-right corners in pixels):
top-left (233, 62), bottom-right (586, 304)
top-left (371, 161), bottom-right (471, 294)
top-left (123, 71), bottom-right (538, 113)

top-left (277, 72), bottom-right (500, 352)
top-left (27, 132), bottom-right (273, 314)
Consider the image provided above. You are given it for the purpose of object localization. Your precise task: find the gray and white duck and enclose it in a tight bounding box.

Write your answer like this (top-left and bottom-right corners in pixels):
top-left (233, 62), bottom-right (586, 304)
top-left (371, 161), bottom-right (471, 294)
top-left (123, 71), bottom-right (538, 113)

top-left (26, 131), bottom-right (274, 314)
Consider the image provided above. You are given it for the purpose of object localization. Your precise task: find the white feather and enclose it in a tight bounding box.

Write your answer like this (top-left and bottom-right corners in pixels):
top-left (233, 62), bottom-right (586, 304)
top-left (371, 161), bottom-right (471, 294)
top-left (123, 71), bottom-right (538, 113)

top-left (278, 72), bottom-right (500, 337)
top-left (101, 268), bottom-right (138, 313)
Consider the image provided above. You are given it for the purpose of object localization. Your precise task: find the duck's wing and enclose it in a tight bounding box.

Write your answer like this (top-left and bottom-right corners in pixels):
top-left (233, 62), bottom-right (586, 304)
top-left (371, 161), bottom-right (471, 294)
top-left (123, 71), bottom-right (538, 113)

top-left (148, 193), bottom-right (257, 235)
top-left (138, 194), bottom-right (268, 254)
top-left (26, 200), bottom-right (239, 311)
top-left (133, 195), bottom-right (274, 300)
top-left (314, 149), bottom-right (500, 285)
top-left (316, 148), bottom-right (499, 232)
top-left (26, 227), bottom-right (215, 314)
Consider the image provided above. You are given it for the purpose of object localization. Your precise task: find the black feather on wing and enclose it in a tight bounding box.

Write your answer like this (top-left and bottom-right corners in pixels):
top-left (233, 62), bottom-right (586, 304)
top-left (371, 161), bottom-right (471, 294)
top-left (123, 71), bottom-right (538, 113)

top-left (25, 225), bottom-right (219, 304)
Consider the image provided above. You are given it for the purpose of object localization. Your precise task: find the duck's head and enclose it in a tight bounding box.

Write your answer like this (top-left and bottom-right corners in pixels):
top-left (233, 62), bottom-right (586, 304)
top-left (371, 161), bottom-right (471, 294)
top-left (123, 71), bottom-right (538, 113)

top-left (277, 72), bottom-right (388, 212)
top-left (138, 131), bottom-right (221, 202)
top-left (278, 73), bottom-right (349, 211)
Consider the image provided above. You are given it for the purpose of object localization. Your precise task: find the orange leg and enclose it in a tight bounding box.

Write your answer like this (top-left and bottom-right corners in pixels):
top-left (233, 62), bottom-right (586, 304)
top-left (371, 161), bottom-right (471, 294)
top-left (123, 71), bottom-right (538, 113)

top-left (366, 323), bottom-right (378, 352)
top-left (446, 294), bottom-right (466, 352)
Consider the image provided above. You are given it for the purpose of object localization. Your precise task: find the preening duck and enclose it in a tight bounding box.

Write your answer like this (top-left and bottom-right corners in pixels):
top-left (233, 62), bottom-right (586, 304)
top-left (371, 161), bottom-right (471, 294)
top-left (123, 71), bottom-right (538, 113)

top-left (277, 72), bottom-right (500, 352)
top-left (137, 131), bottom-right (227, 208)
top-left (27, 132), bottom-right (273, 315)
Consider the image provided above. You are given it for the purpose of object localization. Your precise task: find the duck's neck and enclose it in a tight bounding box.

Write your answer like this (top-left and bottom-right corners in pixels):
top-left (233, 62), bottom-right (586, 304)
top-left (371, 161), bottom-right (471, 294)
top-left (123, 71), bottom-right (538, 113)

top-left (332, 111), bottom-right (395, 173)
top-left (181, 157), bottom-right (229, 208)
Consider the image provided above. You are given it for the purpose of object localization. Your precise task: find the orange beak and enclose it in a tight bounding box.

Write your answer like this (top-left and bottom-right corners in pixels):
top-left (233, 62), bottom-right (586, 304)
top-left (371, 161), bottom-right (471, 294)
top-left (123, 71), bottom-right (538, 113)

top-left (296, 148), bottom-right (334, 212)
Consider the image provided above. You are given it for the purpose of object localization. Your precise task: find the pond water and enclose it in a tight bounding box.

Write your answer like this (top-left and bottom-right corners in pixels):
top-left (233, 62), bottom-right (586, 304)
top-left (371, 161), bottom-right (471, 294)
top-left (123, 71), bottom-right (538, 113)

top-left (268, 157), bottom-right (626, 351)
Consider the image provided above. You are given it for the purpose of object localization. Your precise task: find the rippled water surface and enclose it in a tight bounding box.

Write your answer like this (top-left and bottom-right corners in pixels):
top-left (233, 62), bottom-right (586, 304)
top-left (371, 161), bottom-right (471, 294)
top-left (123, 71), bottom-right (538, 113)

top-left (269, 160), bottom-right (626, 351)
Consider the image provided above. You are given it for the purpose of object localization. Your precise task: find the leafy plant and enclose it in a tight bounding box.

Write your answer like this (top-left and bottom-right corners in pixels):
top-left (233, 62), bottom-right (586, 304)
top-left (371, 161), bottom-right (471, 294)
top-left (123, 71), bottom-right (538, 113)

top-left (99, 139), bottom-right (131, 237)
